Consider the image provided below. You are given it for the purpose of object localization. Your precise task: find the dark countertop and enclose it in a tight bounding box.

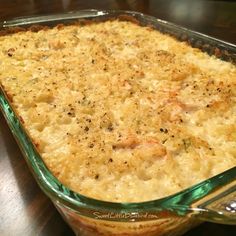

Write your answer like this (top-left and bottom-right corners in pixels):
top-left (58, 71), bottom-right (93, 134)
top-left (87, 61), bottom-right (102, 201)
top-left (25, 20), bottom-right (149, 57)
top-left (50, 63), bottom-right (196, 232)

top-left (0, 1), bottom-right (235, 235)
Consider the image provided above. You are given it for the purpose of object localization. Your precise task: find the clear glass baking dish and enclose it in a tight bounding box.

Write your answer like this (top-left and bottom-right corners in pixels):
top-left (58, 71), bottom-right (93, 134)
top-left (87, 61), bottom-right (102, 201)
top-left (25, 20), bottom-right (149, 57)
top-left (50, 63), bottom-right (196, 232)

top-left (0, 9), bottom-right (236, 236)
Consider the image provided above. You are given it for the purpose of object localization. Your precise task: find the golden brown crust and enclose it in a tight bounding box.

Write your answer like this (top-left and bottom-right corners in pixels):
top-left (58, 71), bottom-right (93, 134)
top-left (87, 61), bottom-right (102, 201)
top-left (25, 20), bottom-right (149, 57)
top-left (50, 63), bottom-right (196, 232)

top-left (0, 19), bottom-right (235, 203)
top-left (0, 14), bottom-right (234, 63)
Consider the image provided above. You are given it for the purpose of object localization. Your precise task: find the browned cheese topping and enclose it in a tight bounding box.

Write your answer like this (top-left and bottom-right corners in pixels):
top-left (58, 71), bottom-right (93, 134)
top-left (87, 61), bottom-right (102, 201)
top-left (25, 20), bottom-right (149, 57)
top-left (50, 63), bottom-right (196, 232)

top-left (0, 20), bottom-right (236, 202)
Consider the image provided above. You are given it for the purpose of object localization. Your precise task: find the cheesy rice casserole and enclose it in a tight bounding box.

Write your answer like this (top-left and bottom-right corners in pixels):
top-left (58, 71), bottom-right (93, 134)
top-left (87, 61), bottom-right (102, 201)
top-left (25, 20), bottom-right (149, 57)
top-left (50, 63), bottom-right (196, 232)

top-left (0, 20), bottom-right (235, 202)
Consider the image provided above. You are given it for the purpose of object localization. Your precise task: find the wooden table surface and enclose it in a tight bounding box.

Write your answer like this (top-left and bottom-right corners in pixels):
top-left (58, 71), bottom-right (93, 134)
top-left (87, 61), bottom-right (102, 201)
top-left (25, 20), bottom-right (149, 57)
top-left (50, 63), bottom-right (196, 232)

top-left (0, 1), bottom-right (236, 236)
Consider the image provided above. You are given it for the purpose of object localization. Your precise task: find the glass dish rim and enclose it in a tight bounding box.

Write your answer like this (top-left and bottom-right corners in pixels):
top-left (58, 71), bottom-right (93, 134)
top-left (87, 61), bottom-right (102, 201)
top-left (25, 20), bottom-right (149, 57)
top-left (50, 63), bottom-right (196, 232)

top-left (0, 9), bottom-right (236, 216)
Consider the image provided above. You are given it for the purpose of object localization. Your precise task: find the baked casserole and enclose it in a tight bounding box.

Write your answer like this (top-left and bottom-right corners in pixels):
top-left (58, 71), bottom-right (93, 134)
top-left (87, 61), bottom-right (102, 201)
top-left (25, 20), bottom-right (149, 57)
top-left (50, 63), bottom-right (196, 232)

top-left (0, 19), bottom-right (236, 204)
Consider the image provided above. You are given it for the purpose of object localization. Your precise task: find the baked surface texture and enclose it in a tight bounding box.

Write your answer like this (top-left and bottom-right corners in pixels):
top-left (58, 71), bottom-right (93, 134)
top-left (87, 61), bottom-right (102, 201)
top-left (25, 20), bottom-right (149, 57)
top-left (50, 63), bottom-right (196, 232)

top-left (0, 20), bottom-right (235, 202)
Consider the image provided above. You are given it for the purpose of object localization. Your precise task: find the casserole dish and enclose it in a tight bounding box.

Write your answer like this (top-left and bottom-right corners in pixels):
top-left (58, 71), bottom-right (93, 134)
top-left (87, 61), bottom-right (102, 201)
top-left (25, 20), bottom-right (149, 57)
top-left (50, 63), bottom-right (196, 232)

top-left (0, 9), bottom-right (236, 236)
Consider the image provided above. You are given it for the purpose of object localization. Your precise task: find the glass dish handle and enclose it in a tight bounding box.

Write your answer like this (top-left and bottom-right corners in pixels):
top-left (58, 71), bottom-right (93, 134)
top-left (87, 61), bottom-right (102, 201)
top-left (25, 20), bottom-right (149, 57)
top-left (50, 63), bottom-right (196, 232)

top-left (191, 180), bottom-right (236, 224)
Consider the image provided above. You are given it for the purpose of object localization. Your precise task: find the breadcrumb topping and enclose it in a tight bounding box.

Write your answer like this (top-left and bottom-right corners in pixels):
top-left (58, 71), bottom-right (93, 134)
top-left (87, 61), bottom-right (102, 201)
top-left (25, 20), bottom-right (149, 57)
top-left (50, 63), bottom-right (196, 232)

top-left (0, 20), bottom-right (235, 202)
